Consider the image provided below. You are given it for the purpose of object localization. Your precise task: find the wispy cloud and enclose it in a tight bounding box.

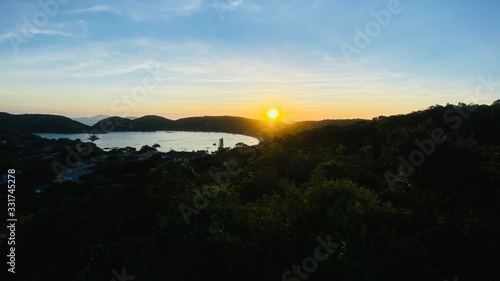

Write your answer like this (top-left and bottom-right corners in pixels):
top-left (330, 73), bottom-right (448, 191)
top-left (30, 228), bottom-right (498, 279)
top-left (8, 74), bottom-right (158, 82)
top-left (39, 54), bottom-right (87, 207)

top-left (1, 0), bottom-right (498, 119)
top-left (123, 0), bottom-right (203, 21)
top-left (28, 29), bottom-right (74, 37)
top-left (0, 32), bottom-right (16, 42)
top-left (66, 5), bottom-right (121, 15)
top-left (0, 20), bottom-right (88, 45)
top-left (0, 37), bottom-right (441, 95)
top-left (28, 20), bottom-right (88, 37)
top-left (162, 0), bottom-right (203, 13)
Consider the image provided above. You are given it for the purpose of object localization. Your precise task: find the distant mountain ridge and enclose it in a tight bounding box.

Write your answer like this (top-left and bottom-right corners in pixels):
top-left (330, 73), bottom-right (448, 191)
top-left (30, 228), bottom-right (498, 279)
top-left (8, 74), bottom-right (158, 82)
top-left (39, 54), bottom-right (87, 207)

top-left (71, 115), bottom-right (112, 126)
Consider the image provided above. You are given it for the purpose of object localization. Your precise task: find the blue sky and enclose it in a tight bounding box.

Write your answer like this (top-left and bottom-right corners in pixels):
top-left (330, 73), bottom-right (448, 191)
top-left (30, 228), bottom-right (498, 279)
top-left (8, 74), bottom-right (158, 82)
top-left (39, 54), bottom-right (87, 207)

top-left (0, 0), bottom-right (499, 121)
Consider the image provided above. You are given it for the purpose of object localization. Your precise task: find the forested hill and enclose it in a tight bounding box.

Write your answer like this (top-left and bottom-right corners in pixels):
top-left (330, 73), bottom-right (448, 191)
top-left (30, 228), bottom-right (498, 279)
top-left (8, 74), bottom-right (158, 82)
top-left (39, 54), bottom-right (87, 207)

top-left (2, 103), bottom-right (500, 280)
top-left (0, 112), bottom-right (363, 137)
top-left (0, 112), bottom-right (89, 133)
top-left (277, 103), bottom-right (500, 148)
top-left (90, 115), bottom-right (272, 137)
top-left (1, 104), bottom-right (498, 140)
top-left (0, 113), bottom-right (274, 135)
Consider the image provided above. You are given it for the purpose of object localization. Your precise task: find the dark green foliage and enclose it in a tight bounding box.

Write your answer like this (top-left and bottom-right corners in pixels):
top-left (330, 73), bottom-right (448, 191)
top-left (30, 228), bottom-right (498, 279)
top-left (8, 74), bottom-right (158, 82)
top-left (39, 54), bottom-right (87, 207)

top-left (1, 103), bottom-right (499, 281)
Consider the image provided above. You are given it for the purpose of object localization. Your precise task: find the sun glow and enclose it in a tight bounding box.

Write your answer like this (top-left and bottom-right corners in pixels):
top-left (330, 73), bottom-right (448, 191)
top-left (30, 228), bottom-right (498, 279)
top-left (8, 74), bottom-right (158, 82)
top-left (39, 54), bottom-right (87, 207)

top-left (267, 109), bottom-right (279, 119)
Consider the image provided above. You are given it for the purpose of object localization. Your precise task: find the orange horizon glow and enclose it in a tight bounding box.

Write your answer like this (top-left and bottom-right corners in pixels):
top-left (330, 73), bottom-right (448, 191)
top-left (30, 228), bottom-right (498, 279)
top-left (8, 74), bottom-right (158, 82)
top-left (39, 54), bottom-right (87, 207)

top-left (2, 102), bottom-right (479, 123)
top-left (2, 87), bottom-right (492, 122)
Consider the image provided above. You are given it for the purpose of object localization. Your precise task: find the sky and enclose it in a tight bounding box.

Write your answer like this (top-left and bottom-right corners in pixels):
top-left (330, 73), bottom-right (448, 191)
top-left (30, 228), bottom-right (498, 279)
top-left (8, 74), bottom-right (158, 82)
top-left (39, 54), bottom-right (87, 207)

top-left (0, 0), bottom-right (499, 121)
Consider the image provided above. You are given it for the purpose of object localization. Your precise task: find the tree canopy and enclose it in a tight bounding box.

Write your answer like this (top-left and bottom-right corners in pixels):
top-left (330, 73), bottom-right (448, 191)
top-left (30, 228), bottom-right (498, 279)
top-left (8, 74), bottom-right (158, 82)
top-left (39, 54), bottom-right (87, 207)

top-left (1, 103), bottom-right (499, 281)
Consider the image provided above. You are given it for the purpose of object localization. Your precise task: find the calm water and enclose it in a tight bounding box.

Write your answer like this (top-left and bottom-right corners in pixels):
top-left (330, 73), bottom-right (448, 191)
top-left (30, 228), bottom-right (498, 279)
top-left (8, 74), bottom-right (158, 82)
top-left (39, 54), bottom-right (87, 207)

top-left (37, 131), bottom-right (259, 153)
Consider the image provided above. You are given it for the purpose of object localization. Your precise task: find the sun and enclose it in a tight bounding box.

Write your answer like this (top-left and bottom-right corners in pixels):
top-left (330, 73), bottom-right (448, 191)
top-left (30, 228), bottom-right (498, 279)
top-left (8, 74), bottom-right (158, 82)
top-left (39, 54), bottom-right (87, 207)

top-left (267, 109), bottom-right (279, 119)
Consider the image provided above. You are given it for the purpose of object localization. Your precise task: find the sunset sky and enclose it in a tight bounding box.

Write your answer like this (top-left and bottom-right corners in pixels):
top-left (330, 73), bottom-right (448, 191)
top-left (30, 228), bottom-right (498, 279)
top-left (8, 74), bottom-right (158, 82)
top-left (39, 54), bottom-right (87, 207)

top-left (0, 0), bottom-right (499, 121)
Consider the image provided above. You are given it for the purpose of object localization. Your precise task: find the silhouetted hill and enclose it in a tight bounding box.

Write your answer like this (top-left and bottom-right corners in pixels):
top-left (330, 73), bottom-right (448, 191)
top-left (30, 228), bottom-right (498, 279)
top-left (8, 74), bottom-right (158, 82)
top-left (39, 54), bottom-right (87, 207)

top-left (6, 103), bottom-right (500, 281)
top-left (1, 112), bottom-right (363, 138)
top-left (278, 103), bottom-right (500, 150)
top-left (91, 116), bottom-right (136, 132)
top-left (132, 115), bottom-right (175, 131)
top-left (280, 119), bottom-right (367, 135)
top-left (72, 115), bottom-right (111, 126)
top-left (0, 112), bottom-right (89, 133)
top-left (174, 116), bottom-right (273, 137)
top-left (90, 115), bottom-right (278, 138)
